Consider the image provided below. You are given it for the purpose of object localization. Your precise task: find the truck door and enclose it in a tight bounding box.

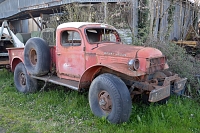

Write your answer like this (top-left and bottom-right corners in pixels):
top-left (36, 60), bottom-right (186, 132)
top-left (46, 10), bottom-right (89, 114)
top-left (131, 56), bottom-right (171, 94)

top-left (56, 29), bottom-right (85, 79)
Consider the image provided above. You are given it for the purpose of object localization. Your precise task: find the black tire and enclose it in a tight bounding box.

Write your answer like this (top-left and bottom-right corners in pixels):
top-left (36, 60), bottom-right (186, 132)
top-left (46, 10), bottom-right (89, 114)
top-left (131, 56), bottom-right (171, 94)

top-left (14, 62), bottom-right (38, 93)
top-left (89, 73), bottom-right (132, 124)
top-left (24, 37), bottom-right (50, 76)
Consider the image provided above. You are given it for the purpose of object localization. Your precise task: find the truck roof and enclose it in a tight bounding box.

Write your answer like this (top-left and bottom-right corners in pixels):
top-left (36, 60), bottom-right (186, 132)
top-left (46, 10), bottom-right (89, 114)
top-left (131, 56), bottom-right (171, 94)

top-left (57, 22), bottom-right (109, 29)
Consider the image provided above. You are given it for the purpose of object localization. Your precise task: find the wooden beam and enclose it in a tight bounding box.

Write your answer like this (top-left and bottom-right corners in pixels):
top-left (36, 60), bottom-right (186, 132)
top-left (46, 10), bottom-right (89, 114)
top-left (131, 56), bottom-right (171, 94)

top-left (173, 41), bottom-right (197, 47)
top-left (28, 12), bottom-right (42, 31)
top-left (0, 60), bottom-right (9, 65)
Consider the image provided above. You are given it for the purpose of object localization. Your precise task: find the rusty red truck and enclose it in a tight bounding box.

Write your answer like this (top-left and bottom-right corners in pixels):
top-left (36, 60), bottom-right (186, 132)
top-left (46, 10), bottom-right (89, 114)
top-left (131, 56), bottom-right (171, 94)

top-left (7, 22), bottom-right (187, 124)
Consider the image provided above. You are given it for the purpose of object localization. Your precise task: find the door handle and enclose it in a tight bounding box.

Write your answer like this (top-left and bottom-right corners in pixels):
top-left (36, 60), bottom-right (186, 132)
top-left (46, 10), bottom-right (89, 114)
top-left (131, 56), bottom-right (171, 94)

top-left (57, 53), bottom-right (61, 55)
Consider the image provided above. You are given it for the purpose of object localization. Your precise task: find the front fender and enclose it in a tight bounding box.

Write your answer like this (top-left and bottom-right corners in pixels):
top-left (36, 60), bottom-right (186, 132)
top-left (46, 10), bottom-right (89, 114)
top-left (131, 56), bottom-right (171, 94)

top-left (79, 63), bottom-right (145, 89)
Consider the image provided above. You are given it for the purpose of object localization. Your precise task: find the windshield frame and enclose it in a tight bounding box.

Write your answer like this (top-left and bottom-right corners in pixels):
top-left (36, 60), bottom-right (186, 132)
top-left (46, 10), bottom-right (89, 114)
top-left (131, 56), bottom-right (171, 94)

top-left (84, 27), bottom-right (121, 44)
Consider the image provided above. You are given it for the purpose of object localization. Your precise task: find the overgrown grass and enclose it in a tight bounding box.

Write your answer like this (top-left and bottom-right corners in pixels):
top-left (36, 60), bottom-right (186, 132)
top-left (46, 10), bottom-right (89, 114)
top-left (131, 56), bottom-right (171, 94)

top-left (0, 70), bottom-right (200, 133)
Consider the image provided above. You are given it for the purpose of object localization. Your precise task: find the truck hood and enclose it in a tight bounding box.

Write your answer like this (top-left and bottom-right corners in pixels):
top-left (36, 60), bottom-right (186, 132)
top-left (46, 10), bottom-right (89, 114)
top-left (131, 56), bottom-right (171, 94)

top-left (96, 44), bottom-right (163, 58)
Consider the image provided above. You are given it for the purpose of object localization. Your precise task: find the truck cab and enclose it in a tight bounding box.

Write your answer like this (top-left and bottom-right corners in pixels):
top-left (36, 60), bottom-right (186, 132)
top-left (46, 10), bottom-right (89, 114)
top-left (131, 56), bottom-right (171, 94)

top-left (7, 22), bottom-right (187, 124)
top-left (55, 22), bottom-right (122, 80)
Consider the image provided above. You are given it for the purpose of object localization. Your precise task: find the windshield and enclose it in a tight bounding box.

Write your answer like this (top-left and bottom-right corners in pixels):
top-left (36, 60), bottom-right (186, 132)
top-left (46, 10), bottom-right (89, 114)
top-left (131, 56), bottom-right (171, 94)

top-left (86, 28), bottom-right (121, 44)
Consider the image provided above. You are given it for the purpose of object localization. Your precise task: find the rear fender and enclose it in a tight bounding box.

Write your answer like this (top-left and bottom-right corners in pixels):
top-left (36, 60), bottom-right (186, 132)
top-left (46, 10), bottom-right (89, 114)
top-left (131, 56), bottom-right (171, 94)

top-left (79, 63), bottom-right (145, 90)
top-left (11, 58), bottom-right (23, 72)
top-left (7, 48), bottom-right (24, 71)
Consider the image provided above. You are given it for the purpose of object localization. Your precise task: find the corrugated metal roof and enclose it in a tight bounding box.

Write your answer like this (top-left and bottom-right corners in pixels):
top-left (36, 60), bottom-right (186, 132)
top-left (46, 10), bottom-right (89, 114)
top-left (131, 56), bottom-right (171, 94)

top-left (0, 0), bottom-right (5, 3)
top-left (0, 0), bottom-right (127, 21)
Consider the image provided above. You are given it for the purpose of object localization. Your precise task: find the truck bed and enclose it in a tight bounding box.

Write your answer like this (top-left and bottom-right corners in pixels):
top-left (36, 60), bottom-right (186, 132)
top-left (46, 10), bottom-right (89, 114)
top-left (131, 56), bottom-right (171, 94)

top-left (31, 75), bottom-right (79, 91)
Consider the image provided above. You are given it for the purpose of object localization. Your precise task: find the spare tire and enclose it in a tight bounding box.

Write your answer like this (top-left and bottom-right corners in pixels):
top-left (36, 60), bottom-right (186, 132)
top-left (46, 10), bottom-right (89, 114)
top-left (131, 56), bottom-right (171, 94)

top-left (24, 37), bottom-right (50, 76)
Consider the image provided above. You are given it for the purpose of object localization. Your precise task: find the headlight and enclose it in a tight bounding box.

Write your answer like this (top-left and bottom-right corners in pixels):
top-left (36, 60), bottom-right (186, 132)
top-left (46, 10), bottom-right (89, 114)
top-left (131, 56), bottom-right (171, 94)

top-left (128, 59), bottom-right (140, 70)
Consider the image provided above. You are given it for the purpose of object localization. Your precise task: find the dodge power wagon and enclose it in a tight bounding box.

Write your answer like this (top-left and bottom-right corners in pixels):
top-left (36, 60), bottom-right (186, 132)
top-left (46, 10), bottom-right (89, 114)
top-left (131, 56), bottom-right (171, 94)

top-left (7, 22), bottom-right (187, 124)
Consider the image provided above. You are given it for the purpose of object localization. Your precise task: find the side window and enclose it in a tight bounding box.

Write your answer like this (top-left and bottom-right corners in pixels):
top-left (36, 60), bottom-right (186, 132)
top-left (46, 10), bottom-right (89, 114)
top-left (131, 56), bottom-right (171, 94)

top-left (61, 31), bottom-right (81, 46)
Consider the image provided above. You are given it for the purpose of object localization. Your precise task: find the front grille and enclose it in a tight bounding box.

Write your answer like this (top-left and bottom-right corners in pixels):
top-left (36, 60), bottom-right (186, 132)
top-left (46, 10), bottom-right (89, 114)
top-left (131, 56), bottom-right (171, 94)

top-left (146, 56), bottom-right (166, 74)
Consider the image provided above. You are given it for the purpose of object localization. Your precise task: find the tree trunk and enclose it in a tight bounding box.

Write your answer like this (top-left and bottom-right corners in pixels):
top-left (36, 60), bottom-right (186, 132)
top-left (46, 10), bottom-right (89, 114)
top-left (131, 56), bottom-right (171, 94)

top-left (149, 0), bottom-right (154, 38)
top-left (153, 1), bottom-right (159, 38)
top-left (179, 1), bottom-right (183, 39)
top-left (157, 0), bottom-right (163, 39)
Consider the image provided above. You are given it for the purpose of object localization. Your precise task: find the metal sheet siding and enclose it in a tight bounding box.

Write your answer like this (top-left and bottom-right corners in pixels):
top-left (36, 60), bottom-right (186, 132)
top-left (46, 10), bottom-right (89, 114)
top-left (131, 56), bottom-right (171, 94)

top-left (22, 20), bottom-right (29, 33)
top-left (0, 0), bottom-right (126, 19)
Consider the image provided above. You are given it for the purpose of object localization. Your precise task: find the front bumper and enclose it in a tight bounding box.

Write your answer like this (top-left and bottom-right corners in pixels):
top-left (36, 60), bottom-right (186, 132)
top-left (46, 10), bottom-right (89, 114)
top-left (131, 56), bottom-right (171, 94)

top-left (148, 76), bottom-right (187, 102)
top-left (148, 85), bottom-right (170, 102)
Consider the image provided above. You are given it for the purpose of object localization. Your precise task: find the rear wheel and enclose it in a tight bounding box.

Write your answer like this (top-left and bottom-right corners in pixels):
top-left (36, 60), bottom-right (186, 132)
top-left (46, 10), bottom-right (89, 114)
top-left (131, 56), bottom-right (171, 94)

top-left (14, 62), bottom-right (37, 93)
top-left (89, 73), bottom-right (132, 124)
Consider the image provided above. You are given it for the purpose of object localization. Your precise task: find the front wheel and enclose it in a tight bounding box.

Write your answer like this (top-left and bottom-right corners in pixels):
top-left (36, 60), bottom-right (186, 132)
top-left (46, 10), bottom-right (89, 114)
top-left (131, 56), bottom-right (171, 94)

top-left (89, 73), bottom-right (132, 124)
top-left (14, 62), bottom-right (38, 93)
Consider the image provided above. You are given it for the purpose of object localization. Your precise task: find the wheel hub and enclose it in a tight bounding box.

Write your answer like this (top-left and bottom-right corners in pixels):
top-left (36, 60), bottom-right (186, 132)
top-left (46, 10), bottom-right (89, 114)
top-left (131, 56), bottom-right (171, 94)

top-left (29, 49), bottom-right (37, 66)
top-left (19, 72), bottom-right (26, 86)
top-left (98, 91), bottom-right (112, 113)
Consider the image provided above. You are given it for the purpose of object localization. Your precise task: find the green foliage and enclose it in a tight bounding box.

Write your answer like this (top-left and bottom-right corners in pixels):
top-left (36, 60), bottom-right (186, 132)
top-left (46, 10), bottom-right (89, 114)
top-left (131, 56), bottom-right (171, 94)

top-left (133, 27), bottom-right (150, 46)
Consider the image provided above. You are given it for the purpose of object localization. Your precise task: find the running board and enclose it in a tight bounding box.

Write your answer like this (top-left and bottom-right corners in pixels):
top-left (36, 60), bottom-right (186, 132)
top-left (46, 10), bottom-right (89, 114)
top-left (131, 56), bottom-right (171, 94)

top-left (31, 75), bottom-right (79, 91)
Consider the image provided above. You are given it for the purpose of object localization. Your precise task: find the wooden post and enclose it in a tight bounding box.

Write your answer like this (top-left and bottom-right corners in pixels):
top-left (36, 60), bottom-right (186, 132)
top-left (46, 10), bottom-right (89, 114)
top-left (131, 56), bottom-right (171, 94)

top-left (157, 0), bottom-right (163, 39)
top-left (153, 1), bottom-right (159, 38)
top-left (132, 0), bottom-right (138, 37)
top-left (28, 12), bottom-right (42, 31)
top-left (179, 1), bottom-right (182, 39)
top-left (104, 2), bottom-right (107, 23)
top-left (149, 0), bottom-right (154, 38)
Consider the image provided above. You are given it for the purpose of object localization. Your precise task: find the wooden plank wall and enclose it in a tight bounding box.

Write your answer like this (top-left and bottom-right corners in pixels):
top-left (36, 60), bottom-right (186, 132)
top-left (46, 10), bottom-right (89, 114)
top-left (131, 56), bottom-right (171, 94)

top-left (145, 0), bottom-right (197, 41)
